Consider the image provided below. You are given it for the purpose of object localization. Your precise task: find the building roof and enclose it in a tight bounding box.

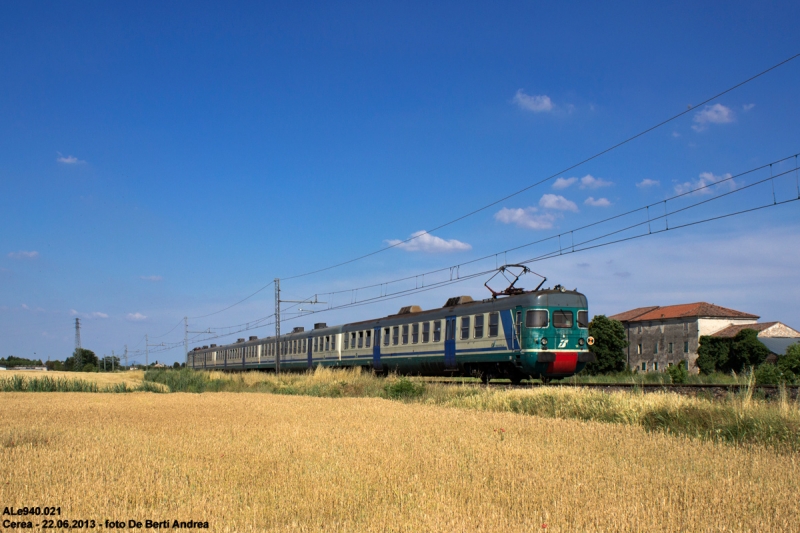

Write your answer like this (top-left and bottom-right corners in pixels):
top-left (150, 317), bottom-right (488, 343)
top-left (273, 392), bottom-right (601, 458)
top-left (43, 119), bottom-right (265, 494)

top-left (609, 302), bottom-right (759, 323)
top-left (711, 322), bottom-right (779, 338)
top-left (712, 321), bottom-right (800, 338)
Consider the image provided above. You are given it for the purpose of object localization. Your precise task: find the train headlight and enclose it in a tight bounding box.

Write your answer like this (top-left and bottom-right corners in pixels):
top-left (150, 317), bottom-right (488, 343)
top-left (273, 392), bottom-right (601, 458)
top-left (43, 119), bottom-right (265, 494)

top-left (541, 338), bottom-right (548, 346)
top-left (578, 338), bottom-right (585, 346)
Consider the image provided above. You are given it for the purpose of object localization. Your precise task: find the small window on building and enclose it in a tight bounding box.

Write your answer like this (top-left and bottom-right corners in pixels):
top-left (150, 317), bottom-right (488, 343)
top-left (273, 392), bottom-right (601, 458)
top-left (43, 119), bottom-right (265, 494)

top-left (358, 331), bottom-right (364, 348)
top-left (433, 320), bottom-right (442, 342)
top-left (654, 362), bottom-right (659, 371)
top-left (553, 310), bottom-right (573, 328)
top-left (641, 361), bottom-right (647, 371)
top-left (384, 328), bottom-right (390, 346)
top-left (488, 312), bottom-right (499, 337)
top-left (474, 314), bottom-right (484, 339)
top-left (422, 322), bottom-right (430, 343)
top-left (412, 323), bottom-right (419, 344)
top-left (654, 342), bottom-right (658, 355)
top-left (668, 342), bottom-right (673, 354)
top-left (392, 326), bottom-right (399, 345)
top-left (578, 311), bottom-right (589, 328)
top-left (461, 316), bottom-right (471, 340)
top-left (637, 325), bottom-right (642, 334)
top-left (366, 331), bottom-right (371, 348)
top-left (526, 310), bottom-right (549, 328)
top-left (637, 344), bottom-right (642, 355)
top-left (684, 341), bottom-right (689, 353)
top-left (683, 322), bottom-right (689, 332)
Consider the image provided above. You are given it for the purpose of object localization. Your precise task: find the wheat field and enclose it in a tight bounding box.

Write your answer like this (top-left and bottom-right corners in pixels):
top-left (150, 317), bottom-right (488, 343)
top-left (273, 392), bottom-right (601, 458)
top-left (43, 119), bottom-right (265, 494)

top-left (2, 392), bottom-right (798, 532)
top-left (3, 369), bottom-right (145, 387)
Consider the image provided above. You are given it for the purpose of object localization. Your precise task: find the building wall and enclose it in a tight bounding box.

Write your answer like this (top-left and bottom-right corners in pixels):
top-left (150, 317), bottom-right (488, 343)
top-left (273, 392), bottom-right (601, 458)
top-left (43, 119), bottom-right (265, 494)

top-left (624, 317), bottom-right (757, 373)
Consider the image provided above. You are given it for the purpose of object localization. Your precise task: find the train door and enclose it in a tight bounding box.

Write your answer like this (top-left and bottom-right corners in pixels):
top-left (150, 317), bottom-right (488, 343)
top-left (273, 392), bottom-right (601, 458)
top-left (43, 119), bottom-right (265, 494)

top-left (307, 336), bottom-right (313, 369)
top-left (372, 327), bottom-right (382, 371)
top-left (444, 316), bottom-right (457, 369)
top-left (515, 306), bottom-right (523, 350)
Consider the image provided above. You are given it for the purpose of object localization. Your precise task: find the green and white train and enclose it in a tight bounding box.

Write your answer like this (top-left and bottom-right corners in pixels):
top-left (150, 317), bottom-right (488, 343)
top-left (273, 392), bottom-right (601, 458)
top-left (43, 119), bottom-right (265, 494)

top-left (188, 285), bottom-right (595, 382)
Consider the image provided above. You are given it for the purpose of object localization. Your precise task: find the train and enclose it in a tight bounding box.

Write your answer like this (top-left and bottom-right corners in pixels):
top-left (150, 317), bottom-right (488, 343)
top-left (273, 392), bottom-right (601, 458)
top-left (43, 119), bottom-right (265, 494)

top-left (187, 282), bottom-right (595, 382)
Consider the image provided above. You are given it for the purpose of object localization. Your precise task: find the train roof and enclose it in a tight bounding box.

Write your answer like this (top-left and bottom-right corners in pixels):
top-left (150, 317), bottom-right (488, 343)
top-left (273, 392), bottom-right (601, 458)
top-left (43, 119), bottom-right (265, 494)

top-left (191, 288), bottom-right (586, 352)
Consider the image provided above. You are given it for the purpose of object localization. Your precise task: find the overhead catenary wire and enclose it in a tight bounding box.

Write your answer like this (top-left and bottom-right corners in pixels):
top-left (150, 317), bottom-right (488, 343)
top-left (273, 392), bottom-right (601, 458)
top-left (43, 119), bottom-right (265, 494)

top-left (280, 52), bottom-right (800, 282)
top-left (142, 152), bottom-right (800, 354)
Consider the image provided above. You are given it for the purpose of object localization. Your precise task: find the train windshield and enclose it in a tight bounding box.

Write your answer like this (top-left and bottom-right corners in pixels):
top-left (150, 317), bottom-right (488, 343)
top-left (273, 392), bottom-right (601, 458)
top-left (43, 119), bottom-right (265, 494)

top-left (577, 311), bottom-right (589, 328)
top-left (553, 310), bottom-right (574, 328)
top-left (526, 310), bottom-right (548, 328)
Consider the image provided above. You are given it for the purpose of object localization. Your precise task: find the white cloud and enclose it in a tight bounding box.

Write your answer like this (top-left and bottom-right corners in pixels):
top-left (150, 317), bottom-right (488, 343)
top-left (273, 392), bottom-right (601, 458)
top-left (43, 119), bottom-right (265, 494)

top-left (8, 250), bottom-right (39, 259)
top-left (127, 312), bottom-right (147, 321)
top-left (584, 197), bottom-right (611, 207)
top-left (672, 131), bottom-right (681, 138)
top-left (70, 309), bottom-right (108, 319)
top-left (674, 172), bottom-right (735, 195)
top-left (692, 103), bottom-right (734, 131)
top-left (539, 194), bottom-right (578, 212)
top-left (140, 275), bottom-right (163, 282)
top-left (22, 303), bottom-right (30, 310)
top-left (552, 177), bottom-right (577, 190)
top-left (636, 179), bottom-right (660, 188)
top-left (494, 207), bottom-right (557, 230)
top-left (579, 174), bottom-right (612, 189)
top-left (512, 89), bottom-right (553, 113)
top-left (56, 152), bottom-right (86, 164)
top-left (743, 103), bottom-right (755, 112)
top-left (385, 231), bottom-right (471, 253)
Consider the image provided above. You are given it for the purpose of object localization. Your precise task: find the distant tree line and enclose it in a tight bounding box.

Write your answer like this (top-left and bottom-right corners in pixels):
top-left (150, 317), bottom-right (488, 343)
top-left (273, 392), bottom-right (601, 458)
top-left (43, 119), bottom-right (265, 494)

top-left (0, 356), bottom-right (44, 367)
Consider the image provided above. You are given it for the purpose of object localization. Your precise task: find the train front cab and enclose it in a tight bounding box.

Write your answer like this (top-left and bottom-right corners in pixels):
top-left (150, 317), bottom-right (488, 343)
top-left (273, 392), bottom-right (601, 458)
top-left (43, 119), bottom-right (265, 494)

top-left (516, 293), bottom-right (594, 381)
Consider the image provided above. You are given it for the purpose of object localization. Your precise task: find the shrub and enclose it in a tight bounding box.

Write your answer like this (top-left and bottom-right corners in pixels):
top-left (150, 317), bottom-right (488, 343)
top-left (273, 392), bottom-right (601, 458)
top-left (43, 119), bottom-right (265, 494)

top-left (82, 363), bottom-right (96, 373)
top-left (755, 363), bottom-right (785, 385)
top-left (383, 377), bottom-right (425, 400)
top-left (667, 360), bottom-right (688, 384)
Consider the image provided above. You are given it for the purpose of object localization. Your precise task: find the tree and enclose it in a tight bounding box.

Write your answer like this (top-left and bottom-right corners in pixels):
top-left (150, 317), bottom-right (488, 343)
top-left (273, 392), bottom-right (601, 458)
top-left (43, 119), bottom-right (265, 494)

top-left (777, 343), bottom-right (800, 383)
top-left (65, 348), bottom-right (98, 372)
top-left (583, 315), bottom-right (628, 375)
top-left (697, 329), bottom-right (771, 374)
top-left (173, 362), bottom-right (180, 369)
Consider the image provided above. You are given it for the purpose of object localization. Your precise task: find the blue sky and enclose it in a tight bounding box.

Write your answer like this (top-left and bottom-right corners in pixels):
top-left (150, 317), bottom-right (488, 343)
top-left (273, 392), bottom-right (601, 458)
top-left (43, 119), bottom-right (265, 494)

top-left (2, 1), bottom-right (799, 364)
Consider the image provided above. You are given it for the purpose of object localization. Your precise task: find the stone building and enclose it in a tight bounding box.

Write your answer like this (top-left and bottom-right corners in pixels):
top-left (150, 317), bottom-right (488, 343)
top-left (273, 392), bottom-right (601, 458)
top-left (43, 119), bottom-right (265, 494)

top-left (609, 302), bottom-right (759, 373)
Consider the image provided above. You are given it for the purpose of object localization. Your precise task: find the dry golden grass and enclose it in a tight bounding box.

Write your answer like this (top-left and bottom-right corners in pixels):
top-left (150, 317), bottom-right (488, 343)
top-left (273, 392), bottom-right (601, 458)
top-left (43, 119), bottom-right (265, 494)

top-left (2, 393), bottom-right (799, 532)
top-left (3, 369), bottom-right (144, 387)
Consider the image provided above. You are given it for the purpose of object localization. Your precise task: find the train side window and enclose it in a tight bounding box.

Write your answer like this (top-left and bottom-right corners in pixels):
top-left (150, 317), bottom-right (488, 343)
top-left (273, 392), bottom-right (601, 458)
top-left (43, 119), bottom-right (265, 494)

top-left (412, 323), bottom-right (419, 343)
top-left (384, 328), bottom-right (390, 346)
top-left (325, 336), bottom-right (330, 351)
top-left (553, 310), bottom-right (573, 328)
top-left (433, 320), bottom-right (442, 342)
top-left (422, 322), bottom-right (430, 343)
top-left (460, 316), bottom-right (470, 340)
top-left (488, 312), bottom-right (499, 337)
top-left (331, 335), bottom-right (336, 350)
top-left (392, 326), bottom-right (399, 345)
top-left (351, 332), bottom-right (357, 349)
top-left (474, 314), bottom-right (484, 339)
top-left (358, 331), bottom-right (364, 348)
top-left (402, 325), bottom-right (409, 344)
top-left (365, 330), bottom-right (371, 348)
top-left (313, 338), bottom-right (318, 352)
top-left (578, 311), bottom-right (589, 328)
top-left (526, 310), bottom-right (549, 328)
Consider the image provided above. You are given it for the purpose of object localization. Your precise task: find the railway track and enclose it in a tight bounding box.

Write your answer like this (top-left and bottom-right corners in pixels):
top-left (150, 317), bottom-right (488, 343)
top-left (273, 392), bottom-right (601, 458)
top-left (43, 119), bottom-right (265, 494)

top-left (423, 380), bottom-right (800, 399)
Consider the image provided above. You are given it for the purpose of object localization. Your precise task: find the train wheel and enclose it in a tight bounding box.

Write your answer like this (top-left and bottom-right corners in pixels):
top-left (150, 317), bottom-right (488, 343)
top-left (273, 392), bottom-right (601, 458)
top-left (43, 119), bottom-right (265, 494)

top-left (509, 375), bottom-right (523, 385)
top-left (481, 372), bottom-right (495, 384)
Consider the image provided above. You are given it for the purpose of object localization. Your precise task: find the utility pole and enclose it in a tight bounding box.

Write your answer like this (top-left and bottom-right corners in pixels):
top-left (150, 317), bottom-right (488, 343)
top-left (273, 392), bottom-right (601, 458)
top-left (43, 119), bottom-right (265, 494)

top-left (74, 317), bottom-right (82, 371)
top-left (124, 345), bottom-right (128, 369)
top-left (184, 317), bottom-right (189, 367)
top-left (145, 334), bottom-right (149, 368)
top-left (274, 278), bottom-right (280, 374)
top-left (112, 349), bottom-right (115, 372)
